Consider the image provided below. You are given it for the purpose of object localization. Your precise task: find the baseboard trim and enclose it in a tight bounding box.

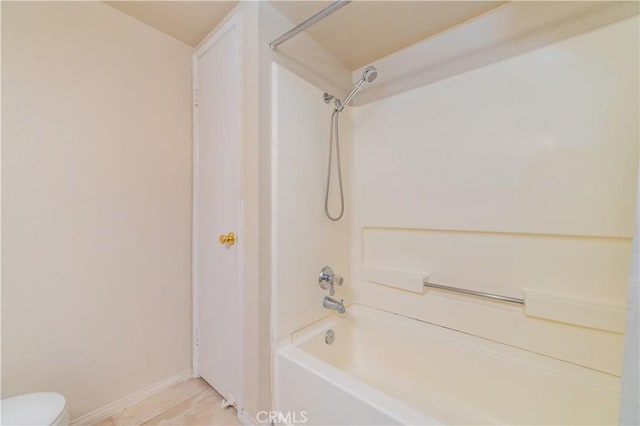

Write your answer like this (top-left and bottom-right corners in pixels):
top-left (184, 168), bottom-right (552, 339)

top-left (70, 369), bottom-right (193, 425)
top-left (238, 409), bottom-right (258, 426)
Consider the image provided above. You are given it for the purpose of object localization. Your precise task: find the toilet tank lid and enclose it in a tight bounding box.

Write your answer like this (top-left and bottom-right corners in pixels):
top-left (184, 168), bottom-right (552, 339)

top-left (1, 392), bottom-right (66, 425)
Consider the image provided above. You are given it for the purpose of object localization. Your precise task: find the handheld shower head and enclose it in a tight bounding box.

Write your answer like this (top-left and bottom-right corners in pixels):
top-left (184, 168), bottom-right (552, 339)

top-left (323, 65), bottom-right (379, 221)
top-left (335, 65), bottom-right (379, 111)
top-left (363, 66), bottom-right (378, 84)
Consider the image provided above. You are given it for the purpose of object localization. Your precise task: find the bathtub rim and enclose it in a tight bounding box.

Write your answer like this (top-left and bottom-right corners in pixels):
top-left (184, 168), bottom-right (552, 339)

top-left (277, 343), bottom-right (441, 425)
top-left (291, 303), bottom-right (619, 391)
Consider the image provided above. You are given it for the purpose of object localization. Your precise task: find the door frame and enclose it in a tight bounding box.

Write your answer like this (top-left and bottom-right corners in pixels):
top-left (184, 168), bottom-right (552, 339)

top-left (192, 7), bottom-right (244, 411)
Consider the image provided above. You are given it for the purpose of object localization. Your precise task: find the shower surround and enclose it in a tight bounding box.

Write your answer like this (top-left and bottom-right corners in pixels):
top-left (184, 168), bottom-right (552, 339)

top-left (271, 13), bottom-right (638, 426)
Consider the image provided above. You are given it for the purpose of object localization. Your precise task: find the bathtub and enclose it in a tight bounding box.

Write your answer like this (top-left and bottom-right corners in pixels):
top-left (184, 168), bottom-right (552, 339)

top-left (275, 304), bottom-right (620, 425)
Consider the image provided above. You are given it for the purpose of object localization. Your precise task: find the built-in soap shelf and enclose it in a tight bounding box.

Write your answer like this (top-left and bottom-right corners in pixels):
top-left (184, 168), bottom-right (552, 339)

top-left (523, 289), bottom-right (625, 334)
top-left (362, 265), bottom-right (426, 294)
top-left (361, 265), bottom-right (626, 333)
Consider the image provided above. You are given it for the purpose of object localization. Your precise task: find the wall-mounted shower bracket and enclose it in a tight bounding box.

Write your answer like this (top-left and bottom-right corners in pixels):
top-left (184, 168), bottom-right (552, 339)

top-left (323, 92), bottom-right (342, 111)
top-left (323, 92), bottom-right (336, 104)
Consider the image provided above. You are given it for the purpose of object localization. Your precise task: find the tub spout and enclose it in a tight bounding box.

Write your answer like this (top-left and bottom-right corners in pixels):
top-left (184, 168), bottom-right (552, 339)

top-left (323, 296), bottom-right (346, 314)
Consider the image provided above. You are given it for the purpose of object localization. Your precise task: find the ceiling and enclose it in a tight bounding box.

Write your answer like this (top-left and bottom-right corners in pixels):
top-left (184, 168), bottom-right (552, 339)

top-left (105, 1), bottom-right (505, 67)
top-left (271, 1), bottom-right (505, 69)
top-left (104, 1), bottom-right (237, 47)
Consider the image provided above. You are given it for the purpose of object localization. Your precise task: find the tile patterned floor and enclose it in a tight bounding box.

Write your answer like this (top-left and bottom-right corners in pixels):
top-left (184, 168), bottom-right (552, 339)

top-left (94, 378), bottom-right (241, 426)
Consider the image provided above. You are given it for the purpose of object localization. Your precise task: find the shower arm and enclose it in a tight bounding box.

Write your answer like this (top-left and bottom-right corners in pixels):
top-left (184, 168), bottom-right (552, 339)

top-left (334, 78), bottom-right (365, 112)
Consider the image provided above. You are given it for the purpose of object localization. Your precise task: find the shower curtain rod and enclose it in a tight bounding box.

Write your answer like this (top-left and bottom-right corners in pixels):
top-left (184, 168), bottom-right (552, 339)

top-left (269, 0), bottom-right (352, 50)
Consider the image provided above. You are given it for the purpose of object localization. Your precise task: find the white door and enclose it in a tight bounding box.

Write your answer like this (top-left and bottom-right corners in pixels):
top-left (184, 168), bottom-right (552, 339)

top-left (194, 17), bottom-right (241, 407)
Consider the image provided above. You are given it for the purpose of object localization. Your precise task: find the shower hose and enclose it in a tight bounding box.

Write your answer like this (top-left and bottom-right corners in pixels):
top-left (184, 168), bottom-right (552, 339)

top-left (325, 109), bottom-right (344, 221)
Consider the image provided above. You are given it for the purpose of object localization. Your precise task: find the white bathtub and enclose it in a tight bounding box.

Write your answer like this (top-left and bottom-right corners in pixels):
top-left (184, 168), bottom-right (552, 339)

top-left (275, 304), bottom-right (620, 425)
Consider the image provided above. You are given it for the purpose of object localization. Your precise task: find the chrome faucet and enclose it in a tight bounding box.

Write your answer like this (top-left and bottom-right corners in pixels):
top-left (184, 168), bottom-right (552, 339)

top-left (319, 266), bottom-right (346, 314)
top-left (323, 296), bottom-right (346, 314)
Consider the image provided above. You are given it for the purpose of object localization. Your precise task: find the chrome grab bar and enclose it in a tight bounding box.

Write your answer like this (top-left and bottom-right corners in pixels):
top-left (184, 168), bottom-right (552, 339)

top-left (423, 280), bottom-right (524, 305)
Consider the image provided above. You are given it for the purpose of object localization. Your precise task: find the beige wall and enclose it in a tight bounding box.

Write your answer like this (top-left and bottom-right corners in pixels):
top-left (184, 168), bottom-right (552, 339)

top-left (1, 1), bottom-right (193, 419)
top-left (351, 16), bottom-right (638, 377)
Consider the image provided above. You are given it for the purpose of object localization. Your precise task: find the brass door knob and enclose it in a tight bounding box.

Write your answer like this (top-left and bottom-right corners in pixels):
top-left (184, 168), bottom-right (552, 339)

top-left (219, 232), bottom-right (236, 246)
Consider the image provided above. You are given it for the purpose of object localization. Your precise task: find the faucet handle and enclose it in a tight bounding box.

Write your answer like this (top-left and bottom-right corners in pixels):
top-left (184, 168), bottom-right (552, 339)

top-left (319, 266), bottom-right (334, 290)
top-left (329, 275), bottom-right (343, 296)
top-left (319, 266), bottom-right (344, 296)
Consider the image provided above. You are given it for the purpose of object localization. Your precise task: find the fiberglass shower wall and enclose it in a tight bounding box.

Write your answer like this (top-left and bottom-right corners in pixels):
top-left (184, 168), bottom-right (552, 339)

top-left (349, 16), bottom-right (639, 379)
top-left (271, 63), bottom-right (354, 340)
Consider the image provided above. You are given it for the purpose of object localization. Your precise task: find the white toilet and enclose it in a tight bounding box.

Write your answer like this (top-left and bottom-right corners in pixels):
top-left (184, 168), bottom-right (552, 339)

top-left (1, 392), bottom-right (69, 426)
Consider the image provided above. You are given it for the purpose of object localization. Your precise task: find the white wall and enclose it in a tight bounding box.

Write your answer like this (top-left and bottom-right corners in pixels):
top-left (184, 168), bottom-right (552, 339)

top-left (620, 188), bottom-right (639, 425)
top-left (272, 64), bottom-right (353, 340)
top-left (351, 15), bottom-right (638, 379)
top-left (243, 2), bottom-right (355, 415)
top-left (1, 2), bottom-right (193, 419)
